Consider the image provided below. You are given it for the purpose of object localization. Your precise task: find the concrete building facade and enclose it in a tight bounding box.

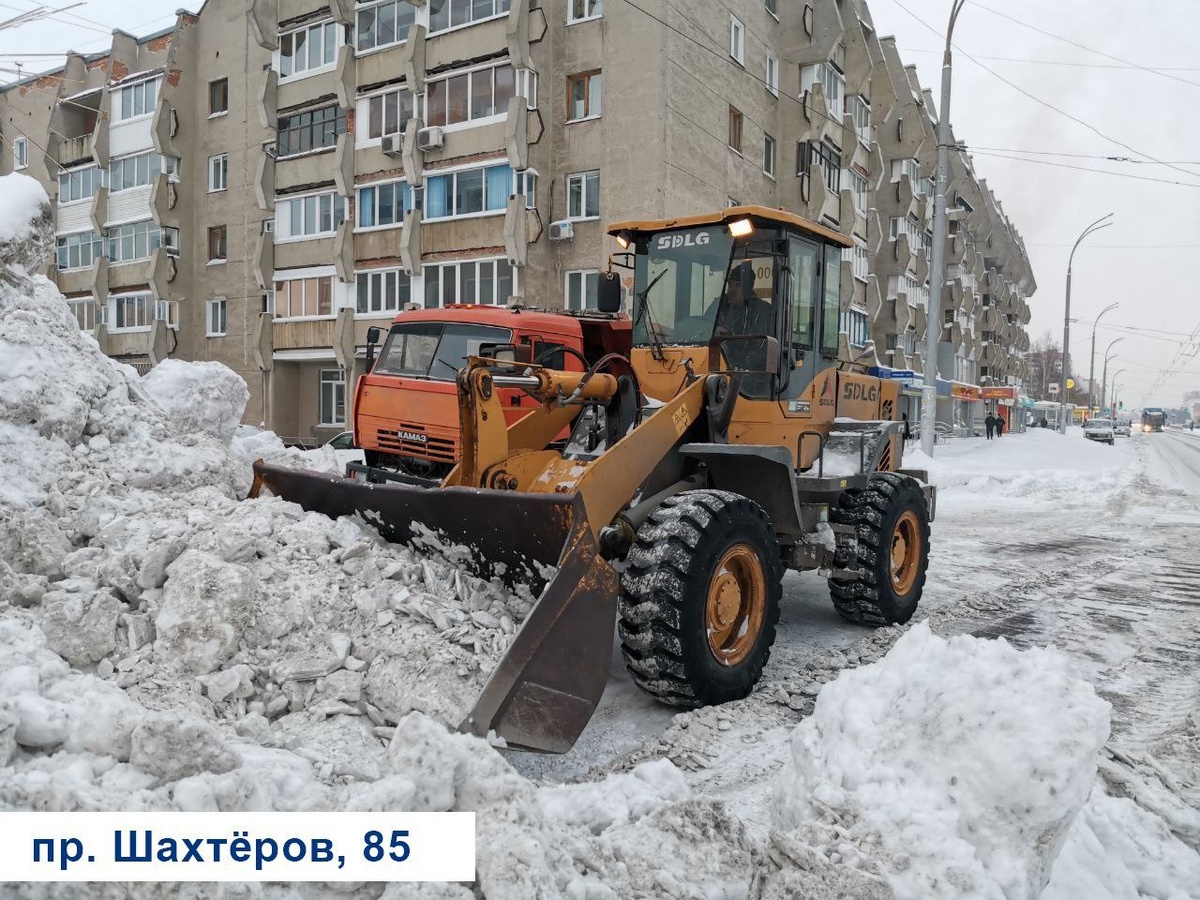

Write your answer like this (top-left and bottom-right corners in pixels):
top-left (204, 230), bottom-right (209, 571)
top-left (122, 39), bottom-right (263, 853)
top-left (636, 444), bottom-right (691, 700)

top-left (1, 0), bottom-right (1034, 443)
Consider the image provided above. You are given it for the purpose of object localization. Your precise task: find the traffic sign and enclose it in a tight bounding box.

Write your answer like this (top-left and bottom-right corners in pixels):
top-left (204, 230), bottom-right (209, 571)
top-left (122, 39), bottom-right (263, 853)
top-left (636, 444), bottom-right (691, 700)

top-left (1048, 382), bottom-right (1060, 395)
top-left (1066, 378), bottom-right (1076, 390)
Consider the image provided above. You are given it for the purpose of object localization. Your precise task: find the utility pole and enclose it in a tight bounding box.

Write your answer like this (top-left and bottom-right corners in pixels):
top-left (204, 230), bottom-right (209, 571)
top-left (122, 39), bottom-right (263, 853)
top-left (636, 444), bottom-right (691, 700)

top-left (1099, 339), bottom-right (1122, 415)
top-left (920, 0), bottom-right (967, 457)
top-left (1060, 214), bottom-right (1113, 432)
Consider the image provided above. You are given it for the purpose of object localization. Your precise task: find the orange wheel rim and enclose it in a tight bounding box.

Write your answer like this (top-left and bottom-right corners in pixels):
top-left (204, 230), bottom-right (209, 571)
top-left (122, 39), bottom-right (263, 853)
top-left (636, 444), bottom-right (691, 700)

top-left (890, 510), bottom-right (922, 595)
top-left (705, 544), bottom-right (766, 667)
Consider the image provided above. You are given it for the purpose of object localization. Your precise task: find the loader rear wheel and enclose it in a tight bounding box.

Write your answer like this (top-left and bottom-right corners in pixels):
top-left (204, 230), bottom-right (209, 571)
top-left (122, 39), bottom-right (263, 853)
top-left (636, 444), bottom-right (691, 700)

top-left (618, 490), bottom-right (782, 707)
top-left (828, 473), bottom-right (930, 626)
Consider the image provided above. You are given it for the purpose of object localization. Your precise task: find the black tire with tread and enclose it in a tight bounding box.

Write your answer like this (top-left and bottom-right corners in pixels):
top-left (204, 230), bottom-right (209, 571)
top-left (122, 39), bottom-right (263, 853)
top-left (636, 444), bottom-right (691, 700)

top-left (618, 490), bottom-right (783, 707)
top-left (828, 472), bottom-right (930, 626)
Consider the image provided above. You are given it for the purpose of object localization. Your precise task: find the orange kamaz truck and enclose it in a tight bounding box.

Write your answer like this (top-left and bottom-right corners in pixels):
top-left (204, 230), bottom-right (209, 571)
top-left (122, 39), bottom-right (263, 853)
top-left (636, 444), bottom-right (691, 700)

top-left (352, 303), bottom-right (632, 482)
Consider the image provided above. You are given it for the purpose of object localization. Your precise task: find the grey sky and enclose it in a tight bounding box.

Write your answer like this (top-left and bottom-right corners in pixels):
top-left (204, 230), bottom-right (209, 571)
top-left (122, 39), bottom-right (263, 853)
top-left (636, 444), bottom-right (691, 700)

top-left (3, 0), bottom-right (1197, 407)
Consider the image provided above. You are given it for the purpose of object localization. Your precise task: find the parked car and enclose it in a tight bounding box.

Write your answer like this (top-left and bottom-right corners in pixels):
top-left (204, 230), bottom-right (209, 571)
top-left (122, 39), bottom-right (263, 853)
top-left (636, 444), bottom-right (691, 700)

top-left (324, 431), bottom-right (366, 467)
top-left (1083, 418), bottom-right (1115, 445)
top-left (1113, 419), bottom-right (1132, 437)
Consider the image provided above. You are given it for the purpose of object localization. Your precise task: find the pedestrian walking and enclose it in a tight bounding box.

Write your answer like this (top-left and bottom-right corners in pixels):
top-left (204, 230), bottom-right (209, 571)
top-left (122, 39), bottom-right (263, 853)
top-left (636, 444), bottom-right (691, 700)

top-left (995, 414), bottom-right (1005, 437)
top-left (984, 414), bottom-right (995, 440)
top-left (902, 412), bottom-right (911, 442)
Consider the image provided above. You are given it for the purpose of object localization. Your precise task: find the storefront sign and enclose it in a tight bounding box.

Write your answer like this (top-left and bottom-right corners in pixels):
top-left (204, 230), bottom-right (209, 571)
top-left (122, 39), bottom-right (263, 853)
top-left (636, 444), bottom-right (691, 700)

top-left (950, 382), bottom-right (982, 401)
top-left (981, 386), bottom-right (1017, 401)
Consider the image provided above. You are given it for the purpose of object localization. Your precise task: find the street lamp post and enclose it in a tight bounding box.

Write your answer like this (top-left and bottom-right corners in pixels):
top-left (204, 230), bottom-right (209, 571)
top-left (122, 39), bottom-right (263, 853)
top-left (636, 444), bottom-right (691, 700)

top-left (920, 0), bottom-right (967, 458)
top-left (1060, 213), bottom-right (1114, 432)
top-left (1099, 339), bottom-right (1123, 415)
top-left (1087, 301), bottom-right (1119, 418)
top-left (1108, 369), bottom-right (1126, 421)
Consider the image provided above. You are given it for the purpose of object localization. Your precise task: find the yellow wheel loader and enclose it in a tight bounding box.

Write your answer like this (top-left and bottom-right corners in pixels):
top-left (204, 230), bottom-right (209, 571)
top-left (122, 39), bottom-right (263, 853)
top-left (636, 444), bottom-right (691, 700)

top-left (251, 206), bottom-right (935, 753)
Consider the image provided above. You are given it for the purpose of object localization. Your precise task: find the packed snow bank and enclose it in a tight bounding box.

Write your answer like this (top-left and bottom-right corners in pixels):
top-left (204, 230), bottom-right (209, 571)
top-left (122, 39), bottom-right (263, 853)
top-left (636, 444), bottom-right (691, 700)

top-left (141, 358), bottom-right (250, 443)
top-left (904, 429), bottom-right (1136, 507)
top-left (772, 623), bottom-right (1111, 899)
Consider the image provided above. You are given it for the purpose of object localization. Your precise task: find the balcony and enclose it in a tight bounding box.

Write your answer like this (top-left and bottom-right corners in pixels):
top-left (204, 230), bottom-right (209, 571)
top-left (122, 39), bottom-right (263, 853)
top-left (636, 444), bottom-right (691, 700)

top-left (56, 135), bottom-right (93, 167)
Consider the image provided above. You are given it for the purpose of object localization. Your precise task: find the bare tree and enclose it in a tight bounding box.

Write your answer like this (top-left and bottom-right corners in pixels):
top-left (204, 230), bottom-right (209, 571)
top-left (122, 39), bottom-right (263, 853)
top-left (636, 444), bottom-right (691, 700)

top-left (1025, 332), bottom-right (1062, 401)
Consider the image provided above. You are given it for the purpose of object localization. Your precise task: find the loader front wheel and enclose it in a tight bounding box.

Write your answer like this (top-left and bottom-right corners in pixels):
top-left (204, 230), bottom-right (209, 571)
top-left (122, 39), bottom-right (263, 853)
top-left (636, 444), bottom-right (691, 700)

top-left (828, 473), bottom-right (930, 626)
top-left (618, 490), bottom-right (782, 707)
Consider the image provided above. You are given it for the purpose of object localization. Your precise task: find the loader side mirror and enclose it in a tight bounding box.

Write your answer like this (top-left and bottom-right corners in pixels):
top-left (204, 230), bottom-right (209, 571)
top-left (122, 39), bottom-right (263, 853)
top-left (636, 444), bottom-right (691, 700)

top-left (480, 342), bottom-right (533, 374)
top-left (597, 272), bottom-right (623, 314)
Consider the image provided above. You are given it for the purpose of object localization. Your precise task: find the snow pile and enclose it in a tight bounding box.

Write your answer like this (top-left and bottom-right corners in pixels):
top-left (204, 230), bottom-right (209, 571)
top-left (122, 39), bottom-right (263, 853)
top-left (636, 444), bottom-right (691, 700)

top-left (0, 172), bottom-right (50, 244)
top-left (771, 623), bottom-right (1111, 899)
top-left (141, 358), bottom-right (250, 443)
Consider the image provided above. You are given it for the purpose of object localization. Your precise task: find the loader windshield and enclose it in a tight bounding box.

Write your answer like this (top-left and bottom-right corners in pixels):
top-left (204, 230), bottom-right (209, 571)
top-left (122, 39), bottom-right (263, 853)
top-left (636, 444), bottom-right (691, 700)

top-left (373, 322), bottom-right (513, 379)
top-left (632, 226), bottom-right (734, 346)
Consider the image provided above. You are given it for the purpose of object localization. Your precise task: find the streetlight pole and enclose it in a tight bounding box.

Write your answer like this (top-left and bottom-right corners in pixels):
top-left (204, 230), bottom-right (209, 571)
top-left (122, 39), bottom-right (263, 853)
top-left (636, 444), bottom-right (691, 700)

top-left (1087, 301), bottom-right (1119, 418)
top-left (920, 0), bottom-right (967, 458)
top-left (1108, 369), bottom-right (1126, 420)
top-left (1060, 213), bottom-right (1114, 432)
top-left (1099, 338), bottom-right (1123, 415)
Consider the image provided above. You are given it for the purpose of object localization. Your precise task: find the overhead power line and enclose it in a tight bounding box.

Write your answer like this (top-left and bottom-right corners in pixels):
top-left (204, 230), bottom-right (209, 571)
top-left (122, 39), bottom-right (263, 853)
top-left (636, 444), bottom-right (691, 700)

top-left (887, 0), bottom-right (1200, 185)
top-left (967, 150), bottom-right (1200, 189)
top-left (902, 48), bottom-right (1200, 73)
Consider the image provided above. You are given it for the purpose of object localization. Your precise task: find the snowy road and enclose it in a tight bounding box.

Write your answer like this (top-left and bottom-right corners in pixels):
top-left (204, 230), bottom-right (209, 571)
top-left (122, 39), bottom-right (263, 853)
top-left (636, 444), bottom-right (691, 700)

top-left (512, 430), bottom-right (1200, 859)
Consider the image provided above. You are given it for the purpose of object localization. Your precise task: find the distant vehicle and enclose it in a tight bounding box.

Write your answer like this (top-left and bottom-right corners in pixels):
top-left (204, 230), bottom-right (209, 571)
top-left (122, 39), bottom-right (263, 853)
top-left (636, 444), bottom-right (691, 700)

top-left (1113, 419), bottom-right (1131, 437)
top-left (1083, 418), bottom-right (1115, 445)
top-left (1141, 408), bottom-right (1165, 433)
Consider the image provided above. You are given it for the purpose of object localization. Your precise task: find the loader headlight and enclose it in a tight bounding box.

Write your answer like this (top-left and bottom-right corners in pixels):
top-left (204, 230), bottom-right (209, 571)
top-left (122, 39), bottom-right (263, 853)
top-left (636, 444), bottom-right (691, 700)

top-left (728, 218), bottom-right (754, 238)
top-left (615, 229), bottom-right (634, 250)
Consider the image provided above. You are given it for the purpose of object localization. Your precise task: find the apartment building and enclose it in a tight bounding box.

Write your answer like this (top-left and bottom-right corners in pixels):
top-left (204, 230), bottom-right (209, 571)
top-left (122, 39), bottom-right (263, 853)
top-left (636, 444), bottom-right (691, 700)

top-left (0, 0), bottom-right (1034, 442)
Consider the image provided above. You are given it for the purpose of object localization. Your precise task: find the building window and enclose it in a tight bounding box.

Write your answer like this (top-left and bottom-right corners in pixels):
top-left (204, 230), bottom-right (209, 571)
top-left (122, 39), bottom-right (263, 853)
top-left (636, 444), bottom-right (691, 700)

top-left (319, 369), bottom-right (347, 426)
top-left (357, 180), bottom-right (414, 228)
top-left (108, 292), bottom-right (154, 332)
top-left (565, 270), bottom-right (598, 311)
top-left (846, 166), bottom-right (868, 213)
top-left (274, 275), bottom-right (334, 318)
top-left (729, 15), bottom-right (745, 65)
top-left (206, 299), bottom-right (227, 336)
top-left (423, 258), bottom-right (515, 307)
top-left (763, 134), bottom-right (776, 179)
top-left (841, 308), bottom-right (869, 347)
top-left (844, 238), bottom-right (869, 283)
top-left (275, 191), bottom-right (346, 240)
top-left (569, 0), bottom-right (602, 23)
top-left (114, 78), bottom-right (158, 122)
top-left (356, 268), bottom-right (412, 315)
top-left (69, 297), bottom-right (101, 331)
top-left (728, 106), bottom-right (743, 153)
top-left (55, 232), bottom-right (104, 271)
top-left (106, 220), bottom-right (174, 264)
top-left (13, 137), bottom-right (28, 170)
top-left (889, 216), bottom-right (925, 255)
top-left (364, 88), bottom-right (419, 140)
top-left (279, 20), bottom-right (339, 79)
top-left (801, 140), bottom-right (841, 194)
top-left (57, 165), bottom-right (104, 204)
top-left (427, 63), bottom-right (516, 128)
top-left (209, 78), bottom-right (228, 116)
top-left (800, 61), bottom-right (844, 123)
top-left (846, 94), bottom-right (871, 147)
top-left (514, 169), bottom-right (537, 208)
top-left (429, 0), bottom-right (511, 34)
top-left (277, 106), bottom-right (347, 158)
top-left (765, 0), bottom-right (778, 17)
top-left (207, 225), bottom-right (227, 262)
top-left (356, 0), bottom-right (417, 52)
top-left (766, 53), bottom-right (779, 96)
top-left (891, 158), bottom-right (931, 196)
top-left (566, 70), bottom-right (602, 121)
top-left (425, 163), bottom-right (514, 220)
top-left (109, 151), bottom-right (175, 192)
top-left (208, 153), bottom-right (228, 192)
top-left (566, 170), bottom-right (600, 220)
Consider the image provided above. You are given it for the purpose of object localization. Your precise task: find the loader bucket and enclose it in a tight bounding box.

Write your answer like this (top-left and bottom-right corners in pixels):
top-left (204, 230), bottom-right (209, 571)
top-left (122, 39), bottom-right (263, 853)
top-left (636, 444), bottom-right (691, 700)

top-left (250, 461), bottom-right (618, 753)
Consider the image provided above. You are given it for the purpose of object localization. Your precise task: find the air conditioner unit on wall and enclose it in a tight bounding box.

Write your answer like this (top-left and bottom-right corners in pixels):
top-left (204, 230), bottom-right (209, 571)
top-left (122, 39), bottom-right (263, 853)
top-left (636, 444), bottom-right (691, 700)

top-left (416, 126), bottom-right (444, 152)
top-left (382, 134), bottom-right (404, 157)
top-left (548, 220), bottom-right (574, 241)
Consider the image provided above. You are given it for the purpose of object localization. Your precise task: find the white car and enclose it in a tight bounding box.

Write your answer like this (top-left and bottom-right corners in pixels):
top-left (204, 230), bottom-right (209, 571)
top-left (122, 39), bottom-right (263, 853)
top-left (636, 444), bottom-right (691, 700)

top-left (325, 431), bottom-right (366, 467)
top-left (1083, 418), bottom-right (1115, 445)
top-left (1113, 420), bottom-right (1131, 437)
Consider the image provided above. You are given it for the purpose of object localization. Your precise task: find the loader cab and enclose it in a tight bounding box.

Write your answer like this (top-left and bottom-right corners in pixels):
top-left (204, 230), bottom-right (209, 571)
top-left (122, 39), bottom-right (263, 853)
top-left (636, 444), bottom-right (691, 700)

top-left (617, 206), bottom-right (850, 402)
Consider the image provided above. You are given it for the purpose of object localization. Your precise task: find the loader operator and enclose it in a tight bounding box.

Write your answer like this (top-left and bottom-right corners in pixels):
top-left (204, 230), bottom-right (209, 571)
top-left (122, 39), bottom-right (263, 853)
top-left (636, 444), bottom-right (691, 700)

top-left (714, 262), bottom-right (773, 338)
